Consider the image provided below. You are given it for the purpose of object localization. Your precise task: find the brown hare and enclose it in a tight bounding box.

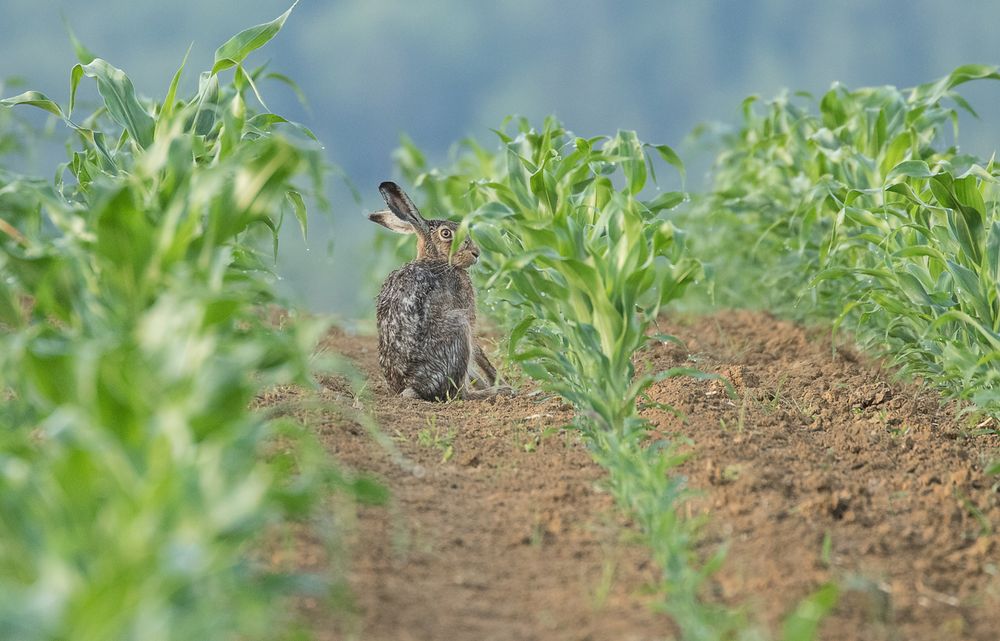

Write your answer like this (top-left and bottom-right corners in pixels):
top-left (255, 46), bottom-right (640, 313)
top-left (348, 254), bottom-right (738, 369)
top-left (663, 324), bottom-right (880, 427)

top-left (369, 181), bottom-right (505, 401)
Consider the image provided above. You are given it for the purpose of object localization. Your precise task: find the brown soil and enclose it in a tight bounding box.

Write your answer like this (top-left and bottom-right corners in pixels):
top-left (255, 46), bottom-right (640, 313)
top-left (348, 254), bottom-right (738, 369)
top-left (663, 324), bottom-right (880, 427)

top-left (302, 330), bottom-right (673, 641)
top-left (644, 311), bottom-right (1000, 641)
top-left (270, 310), bottom-right (1000, 641)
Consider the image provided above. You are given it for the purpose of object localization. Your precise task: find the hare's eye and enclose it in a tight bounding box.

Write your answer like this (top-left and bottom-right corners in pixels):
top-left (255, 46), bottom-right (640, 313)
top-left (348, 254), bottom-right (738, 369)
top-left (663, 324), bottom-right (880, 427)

top-left (440, 228), bottom-right (453, 240)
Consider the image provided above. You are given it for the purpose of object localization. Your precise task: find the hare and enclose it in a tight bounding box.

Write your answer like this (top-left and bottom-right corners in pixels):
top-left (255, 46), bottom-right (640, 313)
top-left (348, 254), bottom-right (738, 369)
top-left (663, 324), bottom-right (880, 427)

top-left (369, 181), bottom-right (504, 401)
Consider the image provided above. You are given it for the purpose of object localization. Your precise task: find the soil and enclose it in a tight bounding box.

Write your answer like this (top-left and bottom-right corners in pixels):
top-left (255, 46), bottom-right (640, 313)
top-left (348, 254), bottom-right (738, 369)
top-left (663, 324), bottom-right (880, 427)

top-left (644, 311), bottom-right (1000, 641)
top-left (268, 310), bottom-right (1000, 641)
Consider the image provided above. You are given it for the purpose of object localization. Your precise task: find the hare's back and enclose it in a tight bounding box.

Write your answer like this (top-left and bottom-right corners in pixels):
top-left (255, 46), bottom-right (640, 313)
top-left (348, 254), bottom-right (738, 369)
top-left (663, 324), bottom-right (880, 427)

top-left (378, 264), bottom-right (435, 340)
top-left (376, 262), bottom-right (472, 396)
top-left (376, 262), bottom-right (465, 358)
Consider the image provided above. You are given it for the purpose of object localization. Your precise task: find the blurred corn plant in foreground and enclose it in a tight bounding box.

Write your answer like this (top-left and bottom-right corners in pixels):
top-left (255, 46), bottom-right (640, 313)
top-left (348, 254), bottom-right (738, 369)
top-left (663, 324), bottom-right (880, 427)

top-left (0, 5), bottom-right (379, 640)
top-left (394, 118), bottom-right (836, 640)
top-left (678, 64), bottom-right (1000, 419)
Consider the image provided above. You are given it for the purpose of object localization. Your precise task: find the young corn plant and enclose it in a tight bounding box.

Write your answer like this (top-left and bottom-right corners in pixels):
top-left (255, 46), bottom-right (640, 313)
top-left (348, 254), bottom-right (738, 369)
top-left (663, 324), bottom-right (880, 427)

top-left (680, 65), bottom-right (999, 315)
top-left (0, 6), bottom-right (372, 640)
top-left (683, 64), bottom-right (1000, 419)
top-left (396, 118), bottom-right (700, 429)
top-left (393, 117), bottom-right (793, 640)
top-left (816, 156), bottom-right (1000, 415)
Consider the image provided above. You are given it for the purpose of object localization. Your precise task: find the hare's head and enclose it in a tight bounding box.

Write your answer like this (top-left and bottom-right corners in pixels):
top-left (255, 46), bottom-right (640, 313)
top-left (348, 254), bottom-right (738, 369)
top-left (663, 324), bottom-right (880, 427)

top-left (369, 181), bottom-right (480, 268)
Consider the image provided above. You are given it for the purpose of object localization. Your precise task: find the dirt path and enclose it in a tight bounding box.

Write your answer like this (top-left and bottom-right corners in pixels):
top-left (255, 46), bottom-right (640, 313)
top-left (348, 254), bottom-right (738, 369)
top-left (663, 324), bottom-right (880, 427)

top-left (286, 311), bottom-right (999, 640)
top-left (311, 330), bottom-right (673, 641)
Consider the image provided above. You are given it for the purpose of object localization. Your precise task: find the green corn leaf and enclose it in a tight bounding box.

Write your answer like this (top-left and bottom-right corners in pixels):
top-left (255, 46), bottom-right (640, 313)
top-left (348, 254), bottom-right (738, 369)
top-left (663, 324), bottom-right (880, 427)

top-left (193, 71), bottom-right (220, 135)
top-left (879, 132), bottom-right (914, 177)
top-left (89, 129), bottom-right (117, 171)
top-left (247, 113), bottom-right (318, 141)
top-left (63, 16), bottom-right (98, 65)
top-left (892, 245), bottom-right (948, 263)
top-left (264, 71), bottom-right (311, 111)
top-left (986, 221), bottom-right (1000, 283)
top-left (643, 191), bottom-right (686, 214)
top-left (75, 59), bottom-right (155, 148)
top-left (953, 174), bottom-right (986, 235)
top-left (235, 63), bottom-right (269, 111)
top-left (929, 174), bottom-right (959, 209)
top-left (910, 63), bottom-right (1000, 104)
top-left (951, 92), bottom-right (980, 118)
top-left (886, 159), bottom-right (934, 182)
top-left (69, 64), bottom-right (84, 117)
top-left (160, 43), bottom-right (192, 123)
top-left (507, 315), bottom-right (536, 360)
top-left (873, 107), bottom-right (888, 155)
top-left (645, 143), bottom-right (686, 186)
top-left (0, 91), bottom-right (64, 117)
top-left (472, 225), bottom-right (508, 254)
top-left (933, 310), bottom-right (1000, 351)
top-left (947, 260), bottom-right (991, 320)
top-left (286, 190), bottom-right (307, 239)
top-left (895, 271), bottom-right (935, 307)
top-left (947, 208), bottom-right (982, 265)
top-left (213, 2), bottom-right (298, 75)
top-left (616, 130), bottom-right (647, 195)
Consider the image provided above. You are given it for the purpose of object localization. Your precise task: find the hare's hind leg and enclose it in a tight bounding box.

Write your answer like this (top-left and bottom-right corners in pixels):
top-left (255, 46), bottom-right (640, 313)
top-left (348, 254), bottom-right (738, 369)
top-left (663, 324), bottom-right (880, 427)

top-left (467, 342), bottom-right (498, 390)
top-left (462, 341), bottom-right (515, 399)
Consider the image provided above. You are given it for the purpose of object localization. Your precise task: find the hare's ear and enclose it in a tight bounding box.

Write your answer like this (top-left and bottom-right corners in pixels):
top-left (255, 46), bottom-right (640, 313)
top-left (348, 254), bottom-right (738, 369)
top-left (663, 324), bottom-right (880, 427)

top-left (379, 181), bottom-right (428, 233)
top-left (368, 209), bottom-right (416, 234)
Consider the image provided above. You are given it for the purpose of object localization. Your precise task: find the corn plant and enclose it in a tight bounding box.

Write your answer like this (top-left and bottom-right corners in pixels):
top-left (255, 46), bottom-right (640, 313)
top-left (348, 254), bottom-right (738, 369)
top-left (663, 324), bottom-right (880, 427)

top-left (815, 157), bottom-right (1000, 414)
top-left (396, 118), bottom-right (699, 429)
top-left (0, 6), bottom-right (374, 640)
top-left (682, 64), bottom-right (1000, 419)
top-left (680, 65), bottom-right (998, 313)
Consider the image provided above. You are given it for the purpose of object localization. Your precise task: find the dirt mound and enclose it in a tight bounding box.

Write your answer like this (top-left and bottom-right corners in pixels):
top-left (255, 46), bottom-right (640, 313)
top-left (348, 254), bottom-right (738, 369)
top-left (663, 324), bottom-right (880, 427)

top-left (644, 311), bottom-right (1000, 640)
top-left (271, 311), bottom-right (999, 640)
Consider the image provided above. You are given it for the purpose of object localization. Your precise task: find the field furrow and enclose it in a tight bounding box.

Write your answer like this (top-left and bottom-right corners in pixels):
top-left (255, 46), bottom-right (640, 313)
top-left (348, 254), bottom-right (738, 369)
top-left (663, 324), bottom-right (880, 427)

top-left (290, 312), bottom-right (1000, 640)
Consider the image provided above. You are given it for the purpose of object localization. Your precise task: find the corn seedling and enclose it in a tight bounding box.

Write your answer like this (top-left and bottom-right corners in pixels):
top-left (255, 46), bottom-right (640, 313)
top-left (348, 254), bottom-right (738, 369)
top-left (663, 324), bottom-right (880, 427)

top-left (682, 64), bottom-right (1000, 420)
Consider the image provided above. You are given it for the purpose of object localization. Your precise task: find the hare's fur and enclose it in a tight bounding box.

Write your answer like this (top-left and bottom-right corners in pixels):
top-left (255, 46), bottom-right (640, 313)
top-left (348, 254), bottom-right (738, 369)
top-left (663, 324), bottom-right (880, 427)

top-left (370, 182), bottom-right (501, 401)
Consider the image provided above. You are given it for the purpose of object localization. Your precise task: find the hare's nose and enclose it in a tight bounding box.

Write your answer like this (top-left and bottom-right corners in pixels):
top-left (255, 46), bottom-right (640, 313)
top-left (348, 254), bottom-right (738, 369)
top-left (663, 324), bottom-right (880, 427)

top-left (470, 246), bottom-right (480, 258)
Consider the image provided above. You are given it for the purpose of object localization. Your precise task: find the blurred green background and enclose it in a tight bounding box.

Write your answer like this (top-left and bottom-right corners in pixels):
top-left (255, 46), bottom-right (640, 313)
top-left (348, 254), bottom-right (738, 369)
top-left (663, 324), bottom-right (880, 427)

top-left (4, 0), bottom-right (1000, 318)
